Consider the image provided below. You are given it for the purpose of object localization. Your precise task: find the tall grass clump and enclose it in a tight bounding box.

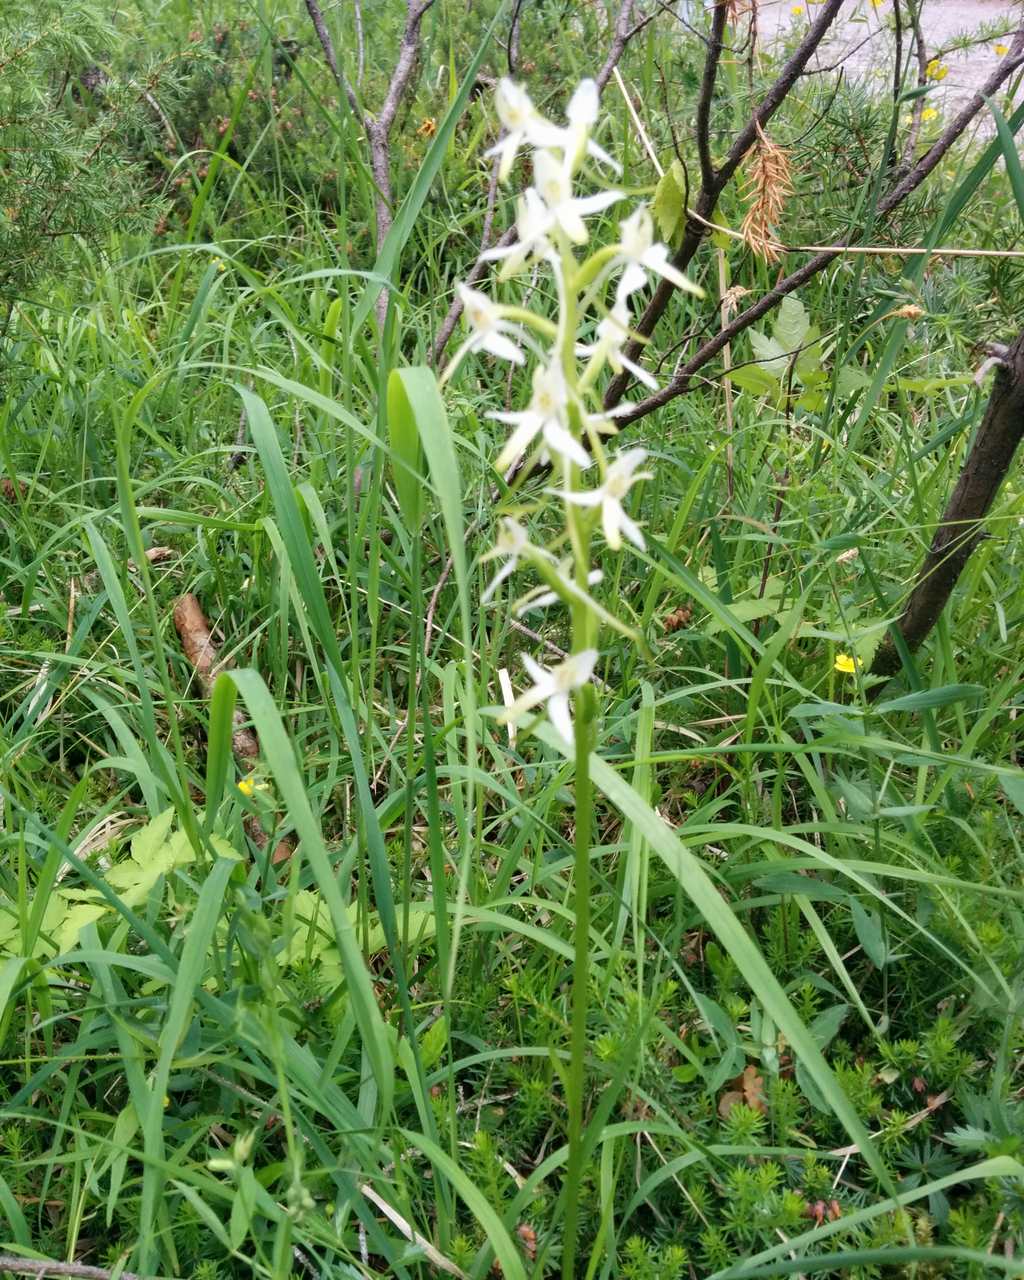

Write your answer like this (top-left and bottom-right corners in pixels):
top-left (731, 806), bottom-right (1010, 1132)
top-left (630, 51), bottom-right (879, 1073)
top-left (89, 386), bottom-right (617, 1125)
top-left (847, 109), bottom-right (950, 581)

top-left (2, 1), bottom-right (1024, 1277)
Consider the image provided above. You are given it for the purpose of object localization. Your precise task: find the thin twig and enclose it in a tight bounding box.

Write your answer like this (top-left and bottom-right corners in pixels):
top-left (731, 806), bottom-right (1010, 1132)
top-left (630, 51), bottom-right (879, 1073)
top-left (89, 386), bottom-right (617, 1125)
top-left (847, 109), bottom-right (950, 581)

top-left (611, 27), bottom-right (1024, 426)
top-left (0, 1259), bottom-right (145, 1280)
top-left (604, 0), bottom-right (846, 408)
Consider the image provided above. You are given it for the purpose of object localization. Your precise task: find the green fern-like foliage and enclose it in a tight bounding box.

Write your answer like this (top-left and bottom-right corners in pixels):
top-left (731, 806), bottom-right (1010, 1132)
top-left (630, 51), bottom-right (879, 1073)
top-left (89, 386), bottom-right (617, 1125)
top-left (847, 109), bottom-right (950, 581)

top-left (0, 0), bottom-right (151, 316)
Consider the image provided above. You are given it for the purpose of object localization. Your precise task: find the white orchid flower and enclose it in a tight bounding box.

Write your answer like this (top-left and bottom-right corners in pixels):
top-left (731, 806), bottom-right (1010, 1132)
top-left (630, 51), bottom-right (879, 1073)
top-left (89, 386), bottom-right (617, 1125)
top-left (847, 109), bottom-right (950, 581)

top-left (499, 649), bottom-right (599, 745)
top-left (615, 206), bottom-right (703, 297)
top-left (533, 149), bottom-right (622, 245)
top-left (558, 448), bottom-right (652, 551)
top-left (454, 284), bottom-right (525, 366)
top-left (491, 361), bottom-right (590, 471)
top-left (486, 79), bottom-right (561, 183)
top-left (558, 79), bottom-right (621, 174)
top-left (480, 188), bottom-right (556, 278)
top-left (515, 565), bottom-right (603, 616)
top-left (480, 517), bottom-right (553, 604)
top-left (579, 292), bottom-right (658, 390)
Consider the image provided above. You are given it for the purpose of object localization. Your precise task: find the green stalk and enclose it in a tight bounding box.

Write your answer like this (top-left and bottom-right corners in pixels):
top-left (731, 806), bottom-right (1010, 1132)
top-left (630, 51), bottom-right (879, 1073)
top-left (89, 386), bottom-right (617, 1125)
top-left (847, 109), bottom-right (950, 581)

top-left (560, 231), bottom-right (598, 1280)
top-left (562, 670), bottom-right (595, 1280)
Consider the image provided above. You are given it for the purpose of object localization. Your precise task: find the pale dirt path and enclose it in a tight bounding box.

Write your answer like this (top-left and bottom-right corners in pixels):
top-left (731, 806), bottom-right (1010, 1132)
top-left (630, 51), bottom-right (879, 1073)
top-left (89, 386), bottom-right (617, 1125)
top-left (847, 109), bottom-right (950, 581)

top-left (757, 0), bottom-right (1023, 125)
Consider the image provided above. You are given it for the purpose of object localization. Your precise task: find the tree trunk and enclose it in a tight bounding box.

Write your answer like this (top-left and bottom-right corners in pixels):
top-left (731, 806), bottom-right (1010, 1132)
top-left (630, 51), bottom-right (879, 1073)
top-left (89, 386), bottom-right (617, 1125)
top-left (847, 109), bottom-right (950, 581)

top-left (870, 329), bottom-right (1024, 685)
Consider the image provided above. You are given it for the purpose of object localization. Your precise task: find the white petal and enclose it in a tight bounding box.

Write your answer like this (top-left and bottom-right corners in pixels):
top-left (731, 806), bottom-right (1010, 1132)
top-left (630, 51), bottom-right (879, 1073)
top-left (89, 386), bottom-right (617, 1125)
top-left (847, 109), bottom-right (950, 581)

top-left (559, 487), bottom-right (604, 508)
top-left (586, 138), bottom-right (622, 173)
top-left (547, 692), bottom-right (574, 745)
top-left (542, 419), bottom-right (591, 469)
top-left (481, 331), bottom-right (525, 364)
top-left (619, 353), bottom-right (660, 390)
top-left (616, 447), bottom-right (649, 475)
top-left (602, 497), bottom-right (622, 550)
top-left (567, 80), bottom-right (599, 125)
top-left (619, 512), bottom-right (646, 551)
top-left (521, 652), bottom-right (550, 686)
top-left (481, 558), bottom-right (516, 604)
top-left (569, 649), bottom-right (599, 683)
top-left (555, 205), bottom-right (589, 244)
top-left (618, 262), bottom-right (648, 298)
top-left (573, 190), bottom-right (624, 216)
top-left (496, 412), bottom-right (543, 470)
top-left (642, 244), bottom-right (703, 295)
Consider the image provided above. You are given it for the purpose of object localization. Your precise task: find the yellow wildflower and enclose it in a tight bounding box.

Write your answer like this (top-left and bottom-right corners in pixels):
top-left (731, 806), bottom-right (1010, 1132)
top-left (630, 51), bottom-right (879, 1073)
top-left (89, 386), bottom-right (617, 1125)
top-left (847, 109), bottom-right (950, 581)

top-left (791, 3), bottom-right (804, 11)
top-left (834, 653), bottom-right (857, 675)
top-left (417, 117), bottom-right (437, 139)
top-left (237, 777), bottom-right (256, 797)
top-left (921, 107), bottom-right (938, 122)
top-left (995, 44), bottom-right (1009, 57)
top-left (926, 59), bottom-right (948, 82)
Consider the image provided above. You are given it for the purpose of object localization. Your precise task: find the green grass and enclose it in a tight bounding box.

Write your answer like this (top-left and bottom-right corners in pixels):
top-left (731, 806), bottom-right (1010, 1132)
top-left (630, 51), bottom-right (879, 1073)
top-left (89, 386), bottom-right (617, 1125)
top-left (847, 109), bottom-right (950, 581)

top-left (2, 2), bottom-right (1024, 1277)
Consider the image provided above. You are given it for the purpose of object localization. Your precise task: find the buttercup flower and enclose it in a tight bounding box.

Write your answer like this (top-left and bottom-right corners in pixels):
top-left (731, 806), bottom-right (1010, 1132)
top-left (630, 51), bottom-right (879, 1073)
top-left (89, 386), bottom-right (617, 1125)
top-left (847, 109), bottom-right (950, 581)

top-left (491, 361), bottom-right (590, 471)
top-left (834, 653), bottom-right (857, 674)
top-left (558, 448), bottom-right (652, 550)
top-left (487, 79), bottom-right (558, 182)
top-left (921, 107), bottom-right (938, 122)
top-left (615, 206), bottom-right (703, 297)
top-left (499, 649), bottom-right (598, 744)
top-left (926, 59), bottom-right (948, 81)
top-left (533, 149), bottom-right (622, 245)
top-left (454, 284), bottom-right (525, 365)
top-left (481, 517), bottom-right (552, 603)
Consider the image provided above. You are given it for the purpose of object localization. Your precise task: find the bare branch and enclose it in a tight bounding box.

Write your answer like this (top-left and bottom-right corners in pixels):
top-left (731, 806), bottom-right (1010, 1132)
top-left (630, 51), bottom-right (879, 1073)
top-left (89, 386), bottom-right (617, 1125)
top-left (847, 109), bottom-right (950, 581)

top-left (303, 0), bottom-right (360, 117)
top-left (612, 26), bottom-right (1024, 428)
top-left (695, 1), bottom-right (728, 192)
top-left (870, 328), bottom-right (1024, 686)
top-left (596, 0), bottom-right (639, 93)
top-left (604, 0), bottom-right (845, 407)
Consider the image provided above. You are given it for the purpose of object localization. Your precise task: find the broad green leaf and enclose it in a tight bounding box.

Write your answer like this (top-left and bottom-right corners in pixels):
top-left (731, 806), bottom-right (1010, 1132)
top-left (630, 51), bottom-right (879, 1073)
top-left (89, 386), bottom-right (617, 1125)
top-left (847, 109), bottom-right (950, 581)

top-left (851, 899), bottom-right (889, 968)
top-left (875, 684), bottom-right (984, 714)
top-left (772, 294), bottom-right (811, 353)
top-left (387, 369), bottom-right (425, 532)
top-left (652, 158), bottom-right (687, 246)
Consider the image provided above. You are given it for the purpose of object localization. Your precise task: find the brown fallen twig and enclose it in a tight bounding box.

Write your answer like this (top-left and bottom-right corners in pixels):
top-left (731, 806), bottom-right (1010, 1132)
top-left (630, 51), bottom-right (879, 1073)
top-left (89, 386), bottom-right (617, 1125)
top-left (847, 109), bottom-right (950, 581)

top-left (172, 593), bottom-right (295, 865)
top-left (0, 1259), bottom-right (146, 1280)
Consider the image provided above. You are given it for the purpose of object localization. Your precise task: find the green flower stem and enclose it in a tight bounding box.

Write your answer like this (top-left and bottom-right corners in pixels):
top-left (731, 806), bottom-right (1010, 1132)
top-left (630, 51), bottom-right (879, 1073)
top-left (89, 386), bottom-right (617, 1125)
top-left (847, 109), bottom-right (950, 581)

top-left (500, 304), bottom-right (559, 338)
top-left (558, 226), bottom-right (600, 1280)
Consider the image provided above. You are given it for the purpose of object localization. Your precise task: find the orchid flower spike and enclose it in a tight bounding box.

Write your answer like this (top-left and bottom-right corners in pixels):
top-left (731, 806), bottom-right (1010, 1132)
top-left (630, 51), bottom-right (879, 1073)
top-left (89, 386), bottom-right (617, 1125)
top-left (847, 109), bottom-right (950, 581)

top-left (499, 649), bottom-right (599, 745)
top-left (533, 149), bottom-right (622, 245)
top-left (558, 448), bottom-right (652, 551)
top-left (491, 361), bottom-right (590, 472)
